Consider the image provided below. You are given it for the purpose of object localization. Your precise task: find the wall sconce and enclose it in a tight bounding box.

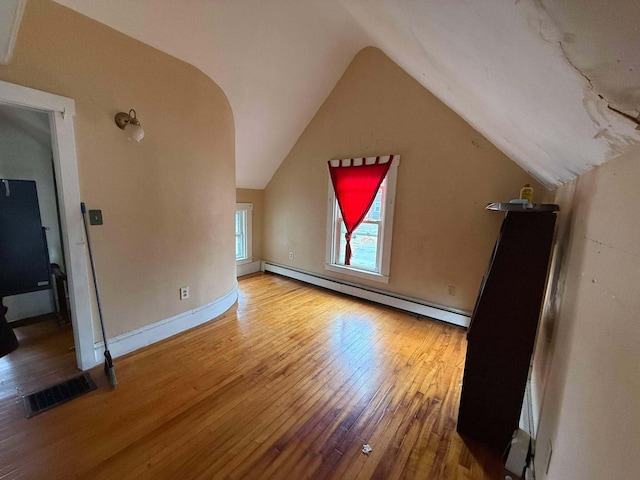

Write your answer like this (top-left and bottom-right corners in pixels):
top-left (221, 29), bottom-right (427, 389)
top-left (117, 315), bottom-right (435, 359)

top-left (114, 109), bottom-right (145, 142)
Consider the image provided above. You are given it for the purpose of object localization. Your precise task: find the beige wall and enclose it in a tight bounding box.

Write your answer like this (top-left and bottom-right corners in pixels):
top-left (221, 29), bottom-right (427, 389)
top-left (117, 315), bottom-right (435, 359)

top-left (533, 145), bottom-right (640, 479)
top-left (236, 188), bottom-right (264, 262)
top-left (0, 0), bottom-right (236, 338)
top-left (263, 47), bottom-right (544, 311)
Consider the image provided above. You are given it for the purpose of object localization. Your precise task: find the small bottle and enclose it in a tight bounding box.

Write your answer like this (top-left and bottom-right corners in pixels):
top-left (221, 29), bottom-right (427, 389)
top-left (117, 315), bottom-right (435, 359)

top-left (520, 184), bottom-right (534, 203)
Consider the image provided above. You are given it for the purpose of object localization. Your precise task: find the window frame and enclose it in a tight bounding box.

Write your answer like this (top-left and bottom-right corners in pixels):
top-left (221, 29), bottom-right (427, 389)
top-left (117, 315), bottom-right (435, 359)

top-left (325, 156), bottom-right (399, 284)
top-left (235, 203), bottom-right (253, 265)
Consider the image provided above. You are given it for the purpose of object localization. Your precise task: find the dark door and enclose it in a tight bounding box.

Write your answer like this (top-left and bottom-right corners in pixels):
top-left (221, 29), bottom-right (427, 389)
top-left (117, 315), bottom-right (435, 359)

top-left (0, 179), bottom-right (51, 297)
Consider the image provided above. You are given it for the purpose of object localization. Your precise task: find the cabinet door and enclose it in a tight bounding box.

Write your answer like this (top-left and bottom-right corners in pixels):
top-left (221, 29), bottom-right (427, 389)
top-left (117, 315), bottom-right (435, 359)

top-left (0, 179), bottom-right (51, 297)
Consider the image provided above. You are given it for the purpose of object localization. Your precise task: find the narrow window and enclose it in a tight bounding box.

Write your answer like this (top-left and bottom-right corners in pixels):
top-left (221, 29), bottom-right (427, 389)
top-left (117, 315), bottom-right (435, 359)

top-left (235, 203), bottom-right (253, 265)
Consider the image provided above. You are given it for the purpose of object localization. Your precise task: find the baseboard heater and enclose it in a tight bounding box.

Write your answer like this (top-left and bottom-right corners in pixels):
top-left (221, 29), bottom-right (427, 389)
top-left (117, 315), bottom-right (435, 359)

top-left (261, 261), bottom-right (470, 328)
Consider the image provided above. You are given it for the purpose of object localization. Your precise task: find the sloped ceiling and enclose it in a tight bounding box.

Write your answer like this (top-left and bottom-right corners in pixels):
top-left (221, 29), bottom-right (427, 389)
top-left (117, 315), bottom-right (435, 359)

top-left (0, 103), bottom-right (51, 148)
top-left (52, 0), bottom-right (640, 189)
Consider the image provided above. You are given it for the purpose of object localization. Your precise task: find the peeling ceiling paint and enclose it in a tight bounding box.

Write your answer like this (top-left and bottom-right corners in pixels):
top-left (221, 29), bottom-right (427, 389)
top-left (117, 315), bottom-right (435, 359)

top-left (50, 0), bottom-right (640, 189)
top-left (542, 0), bottom-right (640, 110)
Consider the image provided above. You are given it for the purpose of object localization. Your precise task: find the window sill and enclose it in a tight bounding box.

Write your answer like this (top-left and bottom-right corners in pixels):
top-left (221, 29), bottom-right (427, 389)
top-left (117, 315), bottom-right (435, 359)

top-left (236, 257), bottom-right (253, 266)
top-left (325, 264), bottom-right (389, 284)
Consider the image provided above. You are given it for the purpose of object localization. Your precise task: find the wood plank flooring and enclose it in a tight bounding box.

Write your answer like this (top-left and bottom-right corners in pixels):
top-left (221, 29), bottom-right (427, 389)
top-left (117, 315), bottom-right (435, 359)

top-left (0, 273), bottom-right (514, 479)
top-left (0, 314), bottom-right (77, 405)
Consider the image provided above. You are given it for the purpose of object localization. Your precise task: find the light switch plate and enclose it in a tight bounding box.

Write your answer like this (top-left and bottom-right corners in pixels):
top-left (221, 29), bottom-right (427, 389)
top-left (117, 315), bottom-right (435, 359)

top-left (89, 209), bottom-right (103, 225)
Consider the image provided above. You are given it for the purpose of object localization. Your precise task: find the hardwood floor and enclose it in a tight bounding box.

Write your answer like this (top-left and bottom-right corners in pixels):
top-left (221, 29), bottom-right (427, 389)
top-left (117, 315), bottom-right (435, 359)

top-left (0, 273), bottom-right (514, 479)
top-left (0, 314), bottom-right (77, 405)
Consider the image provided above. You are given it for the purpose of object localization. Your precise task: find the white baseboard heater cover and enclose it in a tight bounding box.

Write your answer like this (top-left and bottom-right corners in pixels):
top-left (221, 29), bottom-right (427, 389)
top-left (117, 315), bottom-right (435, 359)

top-left (261, 262), bottom-right (470, 328)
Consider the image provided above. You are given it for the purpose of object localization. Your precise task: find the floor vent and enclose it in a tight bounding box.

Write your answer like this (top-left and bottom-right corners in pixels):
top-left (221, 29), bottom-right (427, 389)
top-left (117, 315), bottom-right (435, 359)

top-left (22, 372), bottom-right (97, 418)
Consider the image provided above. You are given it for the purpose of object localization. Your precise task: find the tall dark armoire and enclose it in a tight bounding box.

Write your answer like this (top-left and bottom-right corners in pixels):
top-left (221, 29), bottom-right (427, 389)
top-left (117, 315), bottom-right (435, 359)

top-left (456, 203), bottom-right (559, 451)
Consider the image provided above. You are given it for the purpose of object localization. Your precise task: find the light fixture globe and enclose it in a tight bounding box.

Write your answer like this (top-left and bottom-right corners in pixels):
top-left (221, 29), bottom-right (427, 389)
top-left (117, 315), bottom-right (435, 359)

top-left (125, 121), bottom-right (145, 142)
top-left (114, 109), bottom-right (145, 143)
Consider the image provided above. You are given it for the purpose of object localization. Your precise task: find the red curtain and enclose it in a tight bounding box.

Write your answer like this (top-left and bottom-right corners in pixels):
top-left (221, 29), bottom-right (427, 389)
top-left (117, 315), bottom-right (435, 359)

top-left (328, 156), bottom-right (392, 265)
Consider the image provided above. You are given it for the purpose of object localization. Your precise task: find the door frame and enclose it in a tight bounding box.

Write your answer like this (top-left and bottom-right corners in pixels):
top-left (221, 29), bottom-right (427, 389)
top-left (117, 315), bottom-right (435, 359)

top-left (0, 79), bottom-right (95, 370)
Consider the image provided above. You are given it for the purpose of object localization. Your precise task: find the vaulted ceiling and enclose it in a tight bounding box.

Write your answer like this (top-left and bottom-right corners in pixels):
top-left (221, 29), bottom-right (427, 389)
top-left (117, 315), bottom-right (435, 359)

top-left (30, 1), bottom-right (640, 189)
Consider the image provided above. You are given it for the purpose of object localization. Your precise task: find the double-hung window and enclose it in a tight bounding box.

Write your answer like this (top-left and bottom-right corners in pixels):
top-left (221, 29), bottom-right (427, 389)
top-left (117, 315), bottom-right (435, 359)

top-left (326, 155), bottom-right (399, 283)
top-left (235, 203), bottom-right (253, 265)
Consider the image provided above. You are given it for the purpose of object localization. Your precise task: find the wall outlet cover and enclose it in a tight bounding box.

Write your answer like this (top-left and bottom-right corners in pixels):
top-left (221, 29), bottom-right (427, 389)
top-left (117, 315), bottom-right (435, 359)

top-left (180, 286), bottom-right (189, 300)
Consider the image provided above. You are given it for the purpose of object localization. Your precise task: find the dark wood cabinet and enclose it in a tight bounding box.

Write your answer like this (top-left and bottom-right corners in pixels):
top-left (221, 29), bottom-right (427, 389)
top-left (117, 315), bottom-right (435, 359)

top-left (456, 204), bottom-right (558, 450)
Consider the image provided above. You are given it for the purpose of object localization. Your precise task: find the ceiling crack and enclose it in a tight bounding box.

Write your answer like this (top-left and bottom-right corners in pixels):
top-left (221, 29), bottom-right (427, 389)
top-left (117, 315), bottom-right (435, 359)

top-left (535, 0), bottom-right (614, 106)
top-left (558, 41), bottom-right (593, 90)
top-left (558, 41), bottom-right (615, 106)
top-left (536, 7), bottom-right (556, 44)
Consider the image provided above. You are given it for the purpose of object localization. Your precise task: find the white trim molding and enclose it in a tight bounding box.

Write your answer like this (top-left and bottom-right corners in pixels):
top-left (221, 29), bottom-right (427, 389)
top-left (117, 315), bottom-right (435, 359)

top-left (0, 79), bottom-right (76, 115)
top-left (325, 263), bottom-right (389, 284)
top-left (94, 283), bottom-right (238, 363)
top-left (262, 261), bottom-right (470, 328)
top-left (520, 378), bottom-right (535, 439)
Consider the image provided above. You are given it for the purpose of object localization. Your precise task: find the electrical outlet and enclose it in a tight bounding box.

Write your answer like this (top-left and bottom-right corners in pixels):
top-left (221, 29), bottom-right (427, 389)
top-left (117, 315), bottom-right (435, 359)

top-left (447, 285), bottom-right (456, 296)
top-left (288, 251), bottom-right (294, 260)
top-left (180, 286), bottom-right (189, 300)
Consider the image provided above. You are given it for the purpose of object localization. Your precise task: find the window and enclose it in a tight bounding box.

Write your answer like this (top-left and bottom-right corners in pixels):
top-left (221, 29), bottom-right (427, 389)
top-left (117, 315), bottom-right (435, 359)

top-left (325, 156), bottom-right (399, 283)
top-left (235, 203), bottom-right (253, 265)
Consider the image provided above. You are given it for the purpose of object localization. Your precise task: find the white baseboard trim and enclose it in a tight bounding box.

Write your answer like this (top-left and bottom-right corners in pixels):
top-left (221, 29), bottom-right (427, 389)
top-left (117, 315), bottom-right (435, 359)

top-left (93, 283), bottom-right (238, 366)
top-left (237, 260), bottom-right (262, 277)
top-left (262, 262), bottom-right (470, 327)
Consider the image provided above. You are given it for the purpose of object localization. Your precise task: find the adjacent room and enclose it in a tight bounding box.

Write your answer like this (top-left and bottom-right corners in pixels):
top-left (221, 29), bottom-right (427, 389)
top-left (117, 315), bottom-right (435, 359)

top-left (1, 1), bottom-right (638, 479)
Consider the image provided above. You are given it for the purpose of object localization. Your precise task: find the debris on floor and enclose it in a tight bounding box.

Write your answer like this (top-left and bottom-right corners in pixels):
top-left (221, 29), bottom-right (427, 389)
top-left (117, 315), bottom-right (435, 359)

top-left (362, 444), bottom-right (372, 454)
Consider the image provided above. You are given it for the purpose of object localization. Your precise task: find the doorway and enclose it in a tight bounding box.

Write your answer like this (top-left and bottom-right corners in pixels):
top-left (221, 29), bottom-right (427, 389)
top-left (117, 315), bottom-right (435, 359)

top-left (0, 106), bottom-right (65, 322)
top-left (0, 79), bottom-right (95, 371)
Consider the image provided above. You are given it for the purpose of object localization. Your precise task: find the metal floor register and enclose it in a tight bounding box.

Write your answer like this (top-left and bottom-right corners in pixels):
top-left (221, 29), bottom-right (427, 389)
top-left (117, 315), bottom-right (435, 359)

top-left (22, 372), bottom-right (97, 418)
